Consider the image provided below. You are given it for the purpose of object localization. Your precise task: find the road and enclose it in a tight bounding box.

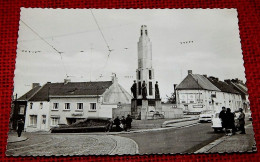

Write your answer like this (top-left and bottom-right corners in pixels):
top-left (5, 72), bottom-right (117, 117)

top-left (119, 122), bottom-right (225, 154)
top-left (6, 134), bottom-right (138, 156)
top-left (119, 118), bottom-right (253, 154)
top-left (6, 118), bottom-right (253, 155)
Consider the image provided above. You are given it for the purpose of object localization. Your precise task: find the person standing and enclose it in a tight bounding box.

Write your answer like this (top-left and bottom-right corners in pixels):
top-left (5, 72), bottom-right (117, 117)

top-left (121, 116), bottom-right (127, 131)
top-left (219, 107), bottom-right (226, 130)
top-left (238, 108), bottom-right (246, 134)
top-left (126, 114), bottom-right (133, 132)
top-left (141, 81), bottom-right (147, 99)
top-left (17, 119), bottom-right (24, 137)
top-left (131, 80), bottom-right (137, 99)
top-left (225, 108), bottom-right (236, 135)
top-left (155, 81), bottom-right (160, 99)
top-left (113, 116), bottom-right (121, 132)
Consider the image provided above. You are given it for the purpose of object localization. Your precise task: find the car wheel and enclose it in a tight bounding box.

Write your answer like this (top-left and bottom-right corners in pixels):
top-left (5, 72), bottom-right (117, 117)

top-left (214, 128), bottom-right (218, 133)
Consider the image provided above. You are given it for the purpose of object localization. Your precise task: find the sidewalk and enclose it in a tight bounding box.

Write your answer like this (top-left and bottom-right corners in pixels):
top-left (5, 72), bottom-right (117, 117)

top-left (195, 123), bottom-right (256, 153)
top-left (7, 132), bottom-right (28, 143)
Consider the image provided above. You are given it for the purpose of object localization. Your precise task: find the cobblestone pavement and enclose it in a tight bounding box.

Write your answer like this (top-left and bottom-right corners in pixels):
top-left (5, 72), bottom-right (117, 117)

top-left (6, 134), bottom-right (138, 156)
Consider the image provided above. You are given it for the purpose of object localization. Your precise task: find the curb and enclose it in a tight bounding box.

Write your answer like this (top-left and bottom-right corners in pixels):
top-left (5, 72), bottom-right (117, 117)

top-left (7, 137), bottom-right (28, 143)
top-left (162, 117), bottom-right (199, 128)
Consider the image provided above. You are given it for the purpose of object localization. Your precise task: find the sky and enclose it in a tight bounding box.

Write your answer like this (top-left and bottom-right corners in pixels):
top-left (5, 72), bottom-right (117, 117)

top-left (14, 8), bottom-right (245, 101)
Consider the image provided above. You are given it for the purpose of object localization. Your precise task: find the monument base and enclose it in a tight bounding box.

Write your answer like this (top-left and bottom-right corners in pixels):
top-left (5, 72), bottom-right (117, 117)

top-left (131, 98), bottom-right (162, 120)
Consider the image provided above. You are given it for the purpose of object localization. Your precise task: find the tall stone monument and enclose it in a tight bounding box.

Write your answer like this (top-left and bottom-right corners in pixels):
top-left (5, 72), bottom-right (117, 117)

top-left (131, 25), bottom-right (162, 120)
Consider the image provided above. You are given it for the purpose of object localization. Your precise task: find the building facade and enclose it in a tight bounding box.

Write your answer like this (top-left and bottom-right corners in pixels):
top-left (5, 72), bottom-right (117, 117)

top-left (176, 70), bottom-right (243, 113)
top-left (24, 76), bottom-right (132, 132)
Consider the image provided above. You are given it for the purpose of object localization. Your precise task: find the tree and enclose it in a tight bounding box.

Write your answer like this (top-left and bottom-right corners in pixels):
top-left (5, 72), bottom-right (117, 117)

top-left (166, 92), bottom-right (176, 104)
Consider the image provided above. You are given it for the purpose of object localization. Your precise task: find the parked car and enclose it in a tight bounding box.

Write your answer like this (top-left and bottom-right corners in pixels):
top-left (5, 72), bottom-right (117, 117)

top-left (211, 113), bottom-right (223, 132)
top-left (199, 110), bottom-right (215, 123)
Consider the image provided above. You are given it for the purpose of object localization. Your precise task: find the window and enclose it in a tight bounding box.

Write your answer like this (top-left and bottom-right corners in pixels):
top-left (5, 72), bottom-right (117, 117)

top-left (40, 102), bottom-right (43, 109)
top-left (29, 115), bottom-right (37, 126)
top-left (30, 103), bottom-right (33, 109)
top-left (138, 81), bottom-right (141, 95)
top-left (138, 70), bottom-right (141, 80)
top-left (149, 70), bottom-right (152, 79)
top-left (77, 103), bottom-right (83, 110)
top-left (64, 103), bottom-right (70, 110)
top-left (89, 103), bottom-right (96, 111)
top-left (42, 115), bottom-right (46, 124)
top-left (149, 82), bottom-right (153, 95)
top-left (53, 103), bottom-right (59, 110)
top-left (19, 105), bottom-right (25, 115)
top-left (51, 117), bottom-right (60, 126)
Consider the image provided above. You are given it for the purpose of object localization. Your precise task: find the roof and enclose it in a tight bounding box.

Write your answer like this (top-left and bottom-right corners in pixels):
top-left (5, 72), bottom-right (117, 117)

top-left (207, 78), bottom-right (240, 94)
top-left (230, 82), bottom-right (248, 95)
top-left (18, 86), bottom-right (41, 101)
top-left (176, 74), bottom-right (220, 91)
top-left (29, 81), bottom-right (113, 101)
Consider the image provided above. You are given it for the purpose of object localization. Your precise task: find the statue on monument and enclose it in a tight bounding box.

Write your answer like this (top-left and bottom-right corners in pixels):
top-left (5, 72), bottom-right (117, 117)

top-left (141, 81), bottom-right (147, 99)
top-left (131, 80), bottom-right (137, 99)
top-left (155, 81), bottom-right (160, 99)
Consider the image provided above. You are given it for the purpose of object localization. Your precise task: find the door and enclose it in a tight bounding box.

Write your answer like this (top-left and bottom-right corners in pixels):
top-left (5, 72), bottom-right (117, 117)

top-left (41, 115), bottom-right (46, 130)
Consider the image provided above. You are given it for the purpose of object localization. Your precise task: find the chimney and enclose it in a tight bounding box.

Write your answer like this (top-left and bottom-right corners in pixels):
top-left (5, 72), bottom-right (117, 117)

top-left (64, 79), bottom-right (71, 84)
top-left (173, 84), bottom-right (177, 92)
top-left (111, 73), bottom-right (118, 83)
top-left (188, 70), bottom-right (192, 75)
top-left (32, 83), bottom-right (40, 89)
top-left (224, 79), bottom-right (231, 84)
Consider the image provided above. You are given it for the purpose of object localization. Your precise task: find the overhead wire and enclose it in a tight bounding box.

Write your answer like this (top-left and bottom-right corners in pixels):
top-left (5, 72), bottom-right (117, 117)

top-left (20, 19), bottom-right (68, 78)
top-left (90, 9), bottom-right (113, 79)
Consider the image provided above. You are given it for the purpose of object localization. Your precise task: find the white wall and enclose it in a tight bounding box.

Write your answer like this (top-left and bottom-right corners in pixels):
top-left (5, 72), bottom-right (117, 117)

top-left (49, 97), bottom-right (101, 127)
top-left (176, 89), bottom-right (243, 113)
top-left (24, 101), bottom-right (50, 132)
top-left (100, 104), bottom-right (117, 118)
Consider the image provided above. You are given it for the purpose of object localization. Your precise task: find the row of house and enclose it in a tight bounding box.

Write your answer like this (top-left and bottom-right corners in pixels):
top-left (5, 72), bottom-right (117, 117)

top-left (11, 75), bottom-right (132, 132)
top-left (175, 70), bottom-right (249, 114)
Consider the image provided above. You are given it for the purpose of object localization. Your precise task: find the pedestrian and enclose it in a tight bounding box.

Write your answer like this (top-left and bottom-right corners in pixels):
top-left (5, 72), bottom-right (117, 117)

top-left (126, 114), bottom-right (133, 132)
top-left (225, 108), bottom-right (236, 135)
top-left (219, 107), bottom-right (226, 131)
top-left (121, 116), bottom-right (127, 131)
top-left (17, 119), bottom-right (24, 137)
top-left (238, 108), bottom-right (246, 134)
top-left (113, 116), bottom-right (121, 132)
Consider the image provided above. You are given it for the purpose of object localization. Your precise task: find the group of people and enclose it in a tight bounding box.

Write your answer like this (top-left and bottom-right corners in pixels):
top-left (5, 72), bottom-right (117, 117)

top-left (113, 115), bottom-right (133, 132)
top-left (131, 80), bottom-right (160, 99)
top-left (219, 107), bottom-right (246, 135)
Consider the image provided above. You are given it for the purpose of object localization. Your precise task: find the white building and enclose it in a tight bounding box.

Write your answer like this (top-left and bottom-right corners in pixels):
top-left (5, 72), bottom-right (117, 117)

top-left (24, 76), bottom-right (132, 132)
top-left (176, 70), bottom-right (243, 114)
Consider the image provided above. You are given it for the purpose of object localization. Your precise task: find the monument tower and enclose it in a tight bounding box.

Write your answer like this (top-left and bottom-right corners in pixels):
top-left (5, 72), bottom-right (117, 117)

top-left (131, 25), bottom-right (162, 120)
top-left (136, 25), bottom-right (155, 99)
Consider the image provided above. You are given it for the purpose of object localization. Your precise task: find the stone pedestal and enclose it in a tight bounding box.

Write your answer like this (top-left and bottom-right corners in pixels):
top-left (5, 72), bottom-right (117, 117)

top-left (131, 98), bottom-right (162, 120)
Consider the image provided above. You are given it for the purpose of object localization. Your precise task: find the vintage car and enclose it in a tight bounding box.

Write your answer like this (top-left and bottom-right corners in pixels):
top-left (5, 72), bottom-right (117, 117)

top-left (51, 117), bottom-right (112, 133)
top-left (199, 110), bottom-right (215, 123)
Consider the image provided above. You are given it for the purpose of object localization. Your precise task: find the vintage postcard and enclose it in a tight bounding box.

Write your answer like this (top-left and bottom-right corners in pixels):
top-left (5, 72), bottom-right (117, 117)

top-left (6, 8), bottom-right (256, 156)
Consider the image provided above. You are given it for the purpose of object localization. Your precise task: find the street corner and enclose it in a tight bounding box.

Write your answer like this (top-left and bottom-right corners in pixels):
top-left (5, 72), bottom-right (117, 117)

top-left (109, 135), bottom-right (139, 155)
